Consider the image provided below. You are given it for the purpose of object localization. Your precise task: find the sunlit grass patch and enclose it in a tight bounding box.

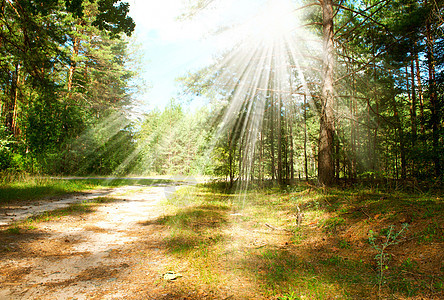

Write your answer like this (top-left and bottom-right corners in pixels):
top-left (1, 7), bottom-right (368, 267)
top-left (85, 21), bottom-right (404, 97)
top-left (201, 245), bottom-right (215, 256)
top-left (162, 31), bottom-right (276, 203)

top-left (164, 229), bottom-right (224, 254)
top-left (158, 208), bottom-right (227, 230)
top-left (239, 248), bottom-right (362, 299)
top-left (0, 178), bottom-right (101, 203)
top-left (0, 177), bottom-right (170, 204)
top-left (156, 181), bottom-right (443, 299)
top-left (157, 185), bottom-right (230, 256)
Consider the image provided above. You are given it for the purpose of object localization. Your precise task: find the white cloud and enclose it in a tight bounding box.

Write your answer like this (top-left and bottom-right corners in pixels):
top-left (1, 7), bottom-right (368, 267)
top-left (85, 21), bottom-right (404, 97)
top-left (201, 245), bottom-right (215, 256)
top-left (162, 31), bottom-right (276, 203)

top-left (128, 0), bottom-right (211, 42)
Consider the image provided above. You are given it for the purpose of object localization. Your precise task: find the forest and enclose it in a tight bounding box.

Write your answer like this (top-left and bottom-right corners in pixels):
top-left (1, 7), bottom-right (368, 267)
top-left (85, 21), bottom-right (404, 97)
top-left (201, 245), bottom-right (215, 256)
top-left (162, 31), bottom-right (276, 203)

top-left (0, 0), bottom-right (443, 299)
top-left (0, 0), bottom-right (442, 187)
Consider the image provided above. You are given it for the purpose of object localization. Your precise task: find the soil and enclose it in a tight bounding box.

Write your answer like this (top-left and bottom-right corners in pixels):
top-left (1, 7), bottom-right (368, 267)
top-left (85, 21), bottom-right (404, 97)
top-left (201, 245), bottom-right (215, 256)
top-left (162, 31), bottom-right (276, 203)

top-left (0, 183), bottom-right (201, 300)
top-left (1, 183), bottom-right (442, 299)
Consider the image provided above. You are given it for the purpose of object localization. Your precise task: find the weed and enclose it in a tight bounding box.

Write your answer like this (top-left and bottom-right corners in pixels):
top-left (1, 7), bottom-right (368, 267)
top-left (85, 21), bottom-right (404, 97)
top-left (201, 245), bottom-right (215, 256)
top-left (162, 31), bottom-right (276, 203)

top-left (291, 227), bottom-right (305, 244)
top-left (418, 220), bottom-right (443, 243)
top-left (369, 223), bottom-right (409, 298)
top-left (323, 255), bottom-right (343, 265)
top-left (323, 216), bottom-right (345, 233)
top-left (338, 239), bottom-right (351, 249)
top-left (433, 280), bottom-right (443, 291)
top-left (401, 258), bottom-right (418, 271)
top-left (339, 207), bottom-right (349, 214)
top-left (423, 207), bottom-right (435, 218)
top-left (277, 291), bottom-right (301, 300)
top-left (6, 226), bottom-right (20, 234)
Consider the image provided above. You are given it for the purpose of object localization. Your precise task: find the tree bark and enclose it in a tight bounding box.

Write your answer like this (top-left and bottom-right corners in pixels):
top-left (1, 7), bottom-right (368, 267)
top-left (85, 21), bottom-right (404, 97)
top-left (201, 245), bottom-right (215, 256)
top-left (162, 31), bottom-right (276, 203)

top-left (392, 81), bottom-right (406, 179)
top-left (11, 63), bottom-right (20, 137)
top-left (408, 62), bottom-right (417, 150)
top-left (425, 4), bottom-right (441, 177)
top-left (318, 0), bottom-right (336, 186)
top-left (277, 96), bottom-right (283, 184)
top-left (304, 94), bottom-right (309, 181)
top-left (414, 54), bottom-right (425, 135)
top-left (270, 94), bottom-right (276, 181)
top-left (4, 63), bottom-right (20, 134)
top-left (68, 21), bottom-right (82, 92)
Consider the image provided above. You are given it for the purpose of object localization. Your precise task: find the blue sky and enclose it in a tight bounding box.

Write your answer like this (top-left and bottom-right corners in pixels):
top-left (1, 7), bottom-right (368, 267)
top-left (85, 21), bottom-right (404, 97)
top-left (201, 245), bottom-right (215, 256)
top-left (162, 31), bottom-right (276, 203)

top-left (127, 0), bottom-right (298, 112)
top-left (127, 0), bottom-right (223, 111)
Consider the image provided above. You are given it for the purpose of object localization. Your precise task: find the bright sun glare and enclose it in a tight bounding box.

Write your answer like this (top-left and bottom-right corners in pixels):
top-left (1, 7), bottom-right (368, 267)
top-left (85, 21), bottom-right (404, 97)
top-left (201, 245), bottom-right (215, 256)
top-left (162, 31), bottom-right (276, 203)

top-left (250, 0), bottom-right (297, 43)
top-left (123, 0), bottom-right (321, 182)
top-left (197, 0), bottom-right (321, 192)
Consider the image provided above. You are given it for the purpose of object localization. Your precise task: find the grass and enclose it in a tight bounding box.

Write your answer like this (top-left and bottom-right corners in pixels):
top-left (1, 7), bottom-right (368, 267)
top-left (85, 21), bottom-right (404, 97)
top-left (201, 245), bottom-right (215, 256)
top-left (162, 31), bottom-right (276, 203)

top-left (155, 181), bottom-right (443, 299)
top-left (2, 176), bottom-right (442, 298)
top-left (0, 176), bottom-right (171, 204)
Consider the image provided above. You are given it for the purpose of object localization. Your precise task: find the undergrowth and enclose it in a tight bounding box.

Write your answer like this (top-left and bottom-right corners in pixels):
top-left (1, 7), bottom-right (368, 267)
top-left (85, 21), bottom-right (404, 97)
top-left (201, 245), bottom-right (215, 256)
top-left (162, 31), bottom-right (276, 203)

top-left (0, 176), bottom-right (170, 204)
top-left (158, 181), bottom-right (443, 299)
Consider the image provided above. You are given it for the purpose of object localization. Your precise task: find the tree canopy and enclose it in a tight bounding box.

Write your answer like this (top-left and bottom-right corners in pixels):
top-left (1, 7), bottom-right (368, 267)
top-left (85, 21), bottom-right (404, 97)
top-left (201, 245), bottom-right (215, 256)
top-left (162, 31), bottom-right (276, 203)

top-left (1, 0), bottom-right (442, 186)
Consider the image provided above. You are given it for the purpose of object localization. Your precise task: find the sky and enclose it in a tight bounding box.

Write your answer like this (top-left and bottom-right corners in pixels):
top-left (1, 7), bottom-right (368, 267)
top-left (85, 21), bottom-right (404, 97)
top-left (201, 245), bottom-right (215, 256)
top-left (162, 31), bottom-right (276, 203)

top-left (127, 0), bottom-right (222, 112)
top-left (127, 0), bottom-right (269, 112)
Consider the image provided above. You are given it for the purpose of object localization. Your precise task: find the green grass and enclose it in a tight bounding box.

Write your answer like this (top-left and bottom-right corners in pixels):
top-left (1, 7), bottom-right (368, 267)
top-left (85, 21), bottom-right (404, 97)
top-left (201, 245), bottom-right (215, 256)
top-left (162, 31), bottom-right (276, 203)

top-left (155, 181), bottom-right (443, 299)
top-left (0, 177), bottom-right (171, 204)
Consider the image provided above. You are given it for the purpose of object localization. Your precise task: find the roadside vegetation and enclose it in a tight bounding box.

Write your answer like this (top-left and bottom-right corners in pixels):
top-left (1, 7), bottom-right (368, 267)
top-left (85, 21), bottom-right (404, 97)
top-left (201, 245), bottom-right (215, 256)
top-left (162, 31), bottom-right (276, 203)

top-left (0, 177), bottom-right (442, 299)
top-left (0, 174), bottom-right (171, 204)
top-left (155, 181), bottom-right (443, 299)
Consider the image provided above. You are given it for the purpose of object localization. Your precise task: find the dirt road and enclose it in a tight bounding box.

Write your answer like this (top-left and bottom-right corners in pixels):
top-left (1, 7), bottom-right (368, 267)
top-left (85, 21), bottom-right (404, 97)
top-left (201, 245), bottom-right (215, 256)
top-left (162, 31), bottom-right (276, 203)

top-left (0, 184), bottom-right (188, 299)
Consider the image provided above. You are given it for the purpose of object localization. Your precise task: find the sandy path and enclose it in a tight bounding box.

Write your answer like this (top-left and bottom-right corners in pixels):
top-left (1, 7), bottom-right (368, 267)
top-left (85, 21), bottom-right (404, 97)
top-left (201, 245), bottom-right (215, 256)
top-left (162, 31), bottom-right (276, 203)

top-left (0, 186), bottom-right (141, 226)
top-left (0, 184), bottom-right (179, 299)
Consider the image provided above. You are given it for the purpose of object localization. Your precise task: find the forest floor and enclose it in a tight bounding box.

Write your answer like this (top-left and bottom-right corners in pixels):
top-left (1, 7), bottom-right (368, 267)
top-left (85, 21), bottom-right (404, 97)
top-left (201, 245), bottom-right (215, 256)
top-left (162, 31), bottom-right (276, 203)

top-left (0, 179), bottom-right (443, 299)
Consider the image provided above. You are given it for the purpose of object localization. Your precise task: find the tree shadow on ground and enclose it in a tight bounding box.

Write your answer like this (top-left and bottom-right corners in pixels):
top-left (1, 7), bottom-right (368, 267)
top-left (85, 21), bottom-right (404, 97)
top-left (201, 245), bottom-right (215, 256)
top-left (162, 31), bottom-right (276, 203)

top-left (140, 204), bottom-right (229, 254)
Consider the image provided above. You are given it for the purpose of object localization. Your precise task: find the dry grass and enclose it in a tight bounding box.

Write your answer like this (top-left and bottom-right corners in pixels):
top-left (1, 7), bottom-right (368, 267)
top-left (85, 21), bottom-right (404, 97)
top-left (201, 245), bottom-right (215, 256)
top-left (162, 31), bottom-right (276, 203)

top-left (157, 181), bottom-right (444, 299)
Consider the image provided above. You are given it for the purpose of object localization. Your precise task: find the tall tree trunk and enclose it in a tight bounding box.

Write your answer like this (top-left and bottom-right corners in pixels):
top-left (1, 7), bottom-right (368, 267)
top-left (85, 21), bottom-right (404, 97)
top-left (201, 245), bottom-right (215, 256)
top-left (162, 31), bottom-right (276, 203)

top-left (68, 30), bottom-right (80, 92)
top-left (277, 96), bottom-right (283, 184)
top-left (270, 95), bottom-right (276, 181)
top-left (392, 90), bottom-right (406, 179)
top-left (11, 63), bottom-right (21, 137)
top-left (425, 4), bottom-right (441, 177)
top-left (351, 68), bottom-right (357, 181)
top-left (371, 35), bottom-right (379, 177)
top-left (409, 60), bottom-right (418, 176)
top-left (409, 61), bottom-right (417, 147)
top-left (318, 0), bottom-right (335, 186)
top-left (4, 63), bottom-right (20, 134)
top-left (289, 112), bottom-right (294, 182)
top-left (259, 130), bottom-right (263, 184)
top-left (415, 54), bottom-right (425, 135)
top-left (304, 94), bottom-right (309, 181)
top-left (335, 134), bottom-right (340, 180)
top-left (288, 73), bottom-right (295, 183)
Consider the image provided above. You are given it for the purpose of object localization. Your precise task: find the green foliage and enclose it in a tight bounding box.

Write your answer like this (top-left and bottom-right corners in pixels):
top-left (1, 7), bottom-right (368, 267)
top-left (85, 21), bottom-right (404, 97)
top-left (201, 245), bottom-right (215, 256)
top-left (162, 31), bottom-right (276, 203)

top-left (0, 126), bottom-right (14, 171)
top-left (0, 0), bottom-right (136, 175)
top-left (369, 224), bottom-right (409, 298)
top-left (92, 0), bottom-right (135, 37)
top-left (322, 216), bottom-right (345, 233)
top-left (277, 292), bottom-right (301, 300)
top-left (135, 101), bottom-right (214, 175)
top-left (6, 226), bottom-right (21, 235)
top-left (0, 178), bottom-right (101, 203)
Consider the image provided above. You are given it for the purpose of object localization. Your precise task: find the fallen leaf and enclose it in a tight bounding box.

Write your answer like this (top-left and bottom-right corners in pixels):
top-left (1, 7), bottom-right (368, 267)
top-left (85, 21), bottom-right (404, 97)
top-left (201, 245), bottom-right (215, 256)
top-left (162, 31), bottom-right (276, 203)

top-left (163, 271), bottom-right (182, 281)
